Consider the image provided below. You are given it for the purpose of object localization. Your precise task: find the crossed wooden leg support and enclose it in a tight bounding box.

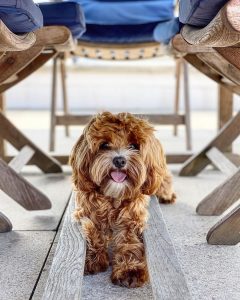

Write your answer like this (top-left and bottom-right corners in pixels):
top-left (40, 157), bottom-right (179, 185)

top-left (180, 111), bottom-right (240, 245)
top-left (0, 111), bottom-right (62, 232)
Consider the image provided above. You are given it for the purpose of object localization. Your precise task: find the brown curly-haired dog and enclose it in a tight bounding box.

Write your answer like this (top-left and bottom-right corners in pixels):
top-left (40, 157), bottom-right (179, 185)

top-left (70, 112), bottom-right (176, 288)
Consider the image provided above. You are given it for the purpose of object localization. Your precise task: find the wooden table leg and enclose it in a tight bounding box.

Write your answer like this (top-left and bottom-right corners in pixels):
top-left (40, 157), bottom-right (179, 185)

top-left (218, 85), bottom-right (233, 152)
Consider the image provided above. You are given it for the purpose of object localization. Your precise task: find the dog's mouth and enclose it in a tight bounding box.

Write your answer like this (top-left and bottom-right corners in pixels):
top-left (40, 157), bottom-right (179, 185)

top-left (110, 171), bottom-right (127, 183)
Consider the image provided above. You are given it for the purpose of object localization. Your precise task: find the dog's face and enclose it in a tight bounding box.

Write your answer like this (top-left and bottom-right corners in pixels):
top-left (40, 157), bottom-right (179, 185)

top-left (70, 112), bottom-right (167, 200)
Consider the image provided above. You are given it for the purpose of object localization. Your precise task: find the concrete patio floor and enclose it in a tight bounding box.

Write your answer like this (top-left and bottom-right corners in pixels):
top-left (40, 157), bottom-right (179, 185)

top-left (0, 110), bottom-right (240, 299)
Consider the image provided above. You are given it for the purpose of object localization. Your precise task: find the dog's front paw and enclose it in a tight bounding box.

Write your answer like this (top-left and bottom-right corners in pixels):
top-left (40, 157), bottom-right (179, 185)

top-left (111, 268), bottom-right (148, 288)
top-left (158, 192), bottom-right (176, 204)
top-left (84, 252), bottom-right (109, 275)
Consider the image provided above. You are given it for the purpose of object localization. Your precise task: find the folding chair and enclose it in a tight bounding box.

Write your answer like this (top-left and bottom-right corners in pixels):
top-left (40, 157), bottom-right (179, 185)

top-left (0, 0), bottom-right (85, 232)
top-left (173, 0), bottom-right (240, 245)
top-left (45, 0), bottom-right (192, 154)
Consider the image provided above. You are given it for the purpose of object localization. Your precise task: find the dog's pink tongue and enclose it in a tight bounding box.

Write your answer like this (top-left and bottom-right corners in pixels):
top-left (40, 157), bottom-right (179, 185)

top-left (111, 171), bottom-right (126, 183)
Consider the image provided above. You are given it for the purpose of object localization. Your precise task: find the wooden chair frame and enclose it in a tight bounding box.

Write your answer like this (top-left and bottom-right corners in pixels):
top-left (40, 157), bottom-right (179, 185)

top-left (49, 40), bottom-right (192, 153)
top-left (174, 0), bottom-right (240, 245)
top-left (0, 21), bottom-right (75, 232)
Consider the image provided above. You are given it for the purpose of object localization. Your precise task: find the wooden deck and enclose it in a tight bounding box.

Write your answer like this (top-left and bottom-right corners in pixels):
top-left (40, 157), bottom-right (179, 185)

top-left (1, 165), bottom-right (240, 299)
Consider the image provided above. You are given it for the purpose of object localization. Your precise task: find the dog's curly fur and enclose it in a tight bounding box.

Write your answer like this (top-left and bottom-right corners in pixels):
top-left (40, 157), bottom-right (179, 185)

top-left (70, 112), bottom-right (176, 288)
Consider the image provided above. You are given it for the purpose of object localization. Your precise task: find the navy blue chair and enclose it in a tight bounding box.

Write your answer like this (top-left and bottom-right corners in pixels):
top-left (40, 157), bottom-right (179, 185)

top-left (40, 0), bottom-right (192, 153)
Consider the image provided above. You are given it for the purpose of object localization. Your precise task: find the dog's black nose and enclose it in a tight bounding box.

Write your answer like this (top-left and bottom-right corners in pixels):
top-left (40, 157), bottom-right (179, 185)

top-left (113, 156), bottom-right (126, 169)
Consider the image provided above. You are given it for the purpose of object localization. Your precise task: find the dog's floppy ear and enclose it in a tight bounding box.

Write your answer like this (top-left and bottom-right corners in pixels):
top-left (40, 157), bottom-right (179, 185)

top-left (141, 135), bottom-right (167, 195)
top-left (69, 118), bottom-right (96, 192)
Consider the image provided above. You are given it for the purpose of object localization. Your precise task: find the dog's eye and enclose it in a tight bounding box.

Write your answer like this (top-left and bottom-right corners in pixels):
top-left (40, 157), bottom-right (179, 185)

top-left (100, 142), bottom-right (110, 150)
top-left (129, 143), bottom-right (139, 150)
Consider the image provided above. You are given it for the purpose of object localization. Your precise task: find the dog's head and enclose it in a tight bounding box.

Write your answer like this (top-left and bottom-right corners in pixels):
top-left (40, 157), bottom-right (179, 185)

top-left (70, 112), bottom-right (167, 199)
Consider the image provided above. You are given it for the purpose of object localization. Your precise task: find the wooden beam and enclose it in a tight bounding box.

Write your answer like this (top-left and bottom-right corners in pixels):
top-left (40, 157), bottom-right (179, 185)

top-left (197, 167), bottom-right (240, 216)
top-left (172, 34), bottom-right (214, 53)
top-left (143, 196), bottom-right (191, 299)
top-left (206, 147), bottom-right (238, 176)
top-left (8, 145), bottom-right (35, 173)
top-left (55, 114), bottom-right (186, 126)
top-left (0, 51), bottom-right (57, 94)
top-left (0, 46), bottom-right (44, 85)
top-left (42, 193), bottom-right (86, 300)
top-left (0, 112), bottom-right (62, 173)
top-left (197, 52), bottom-right (240, 85)
top-left (218, 85), bottom-right (233, 130)
top-left (0, 211), bottom-right (12, 233)
top-left (179, 111), bottom-right (240, 176)
top-left (0, 158), bottom-right (51, 210)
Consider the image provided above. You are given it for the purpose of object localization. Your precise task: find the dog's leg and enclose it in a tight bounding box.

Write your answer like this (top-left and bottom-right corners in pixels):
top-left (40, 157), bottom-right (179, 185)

top-left (156, 171), bottom-right (176, 204)
top-left (111, 198), bottom-right (149, 288)
top-left (80, 217), bottom-right (109, 274)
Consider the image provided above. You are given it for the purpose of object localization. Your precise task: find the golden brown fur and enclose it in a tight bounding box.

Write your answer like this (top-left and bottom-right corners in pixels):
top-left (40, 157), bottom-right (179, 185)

top-left (70, 112), bottom-right (176, 288)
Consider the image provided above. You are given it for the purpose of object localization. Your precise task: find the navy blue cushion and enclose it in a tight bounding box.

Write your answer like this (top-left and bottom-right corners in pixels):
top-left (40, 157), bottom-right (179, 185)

top-left (39, 2), bottom-right (86, 39)
top-left (0, 0), bottom-right (43, 33)
top-left (179, 0), bottom-right (228, 27)
top-left (68, 0), bottom-right (174, 25)
top-left (80, 22), bottom-right (161, 44)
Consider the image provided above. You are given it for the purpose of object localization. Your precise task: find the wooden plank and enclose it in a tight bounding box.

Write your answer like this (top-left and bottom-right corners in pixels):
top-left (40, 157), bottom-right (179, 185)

top-left (206, 147), bottom-right (238, 176)
top-left (0, 211), bottom-right (12, 232)
top-left (179, 111), bottom-right (240, 176)
top-left (32, 200), bottom-right (68, 299)
top-left (182, 61), bottom-right (192, 150)
top-left (197, 167), bottom-right (240, 215)
top-left (55, 114), bottom-right (186, 126)
top-left (172, 34), bottom-right (214, 53)
top-left (173, 58), bottom-right (181, 136)
top-left (42, 193), bottom-right (86, 300)
top-left (0, 174), bottom-right (71, 230)
top-left (218, 85), bottom-right (233, 129)
top-left (184, 54), bottom-right (240, 96)
top-left (197, 52), bottom-right (240, 85)
top-left (143, 196), bottom-right (191, 300)
top-left (0, 112), bottom-right (62, 173)
top-left (207, 202), bottom-right (240, 245)
top-left (9, 145), bottom-right (35, 173)
top-left (0, 231), bottom-right (55, 300)
top-left (0, 158), bottom-right (51, 210)
top-left (35, 26), bottom-right (74, 51)
top-left (0, 20), bottom-right (36, 51)
top-left (0, 51), bottom-right (57, 94)
top-left (0, 46), bottom-right (44, 85)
